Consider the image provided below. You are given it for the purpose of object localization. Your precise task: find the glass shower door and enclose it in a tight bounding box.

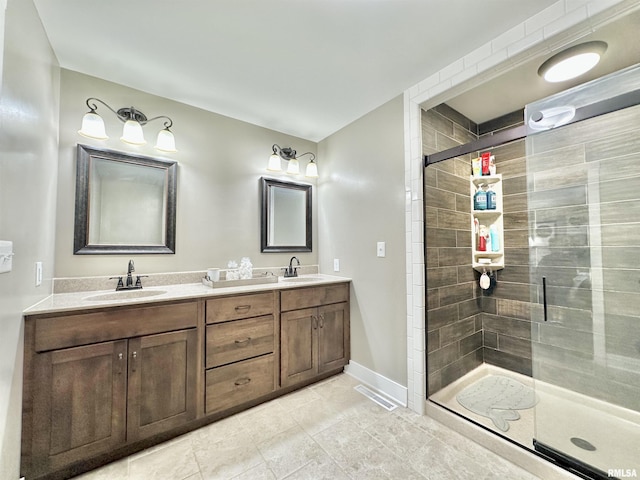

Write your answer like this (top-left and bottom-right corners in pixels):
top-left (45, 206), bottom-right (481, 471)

top-left (526, 65), bottom-right (640, 479)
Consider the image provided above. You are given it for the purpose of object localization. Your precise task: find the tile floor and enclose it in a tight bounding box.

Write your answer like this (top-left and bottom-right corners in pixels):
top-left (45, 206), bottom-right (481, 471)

top-left (73, 373), bottom-right (543, 480)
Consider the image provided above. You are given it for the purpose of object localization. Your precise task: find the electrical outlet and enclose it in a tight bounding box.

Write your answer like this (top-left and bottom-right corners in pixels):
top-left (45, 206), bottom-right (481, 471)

top-left (377, 241), bottom-right (386, 257)
top-left (333, 258), bottom-right (340, 272)
top-left (35, 261), bottom-right (43, 286)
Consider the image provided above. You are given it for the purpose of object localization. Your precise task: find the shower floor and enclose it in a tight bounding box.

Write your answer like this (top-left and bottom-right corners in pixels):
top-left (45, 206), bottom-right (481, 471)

top-left (429, 363), bottom-right (640, 476)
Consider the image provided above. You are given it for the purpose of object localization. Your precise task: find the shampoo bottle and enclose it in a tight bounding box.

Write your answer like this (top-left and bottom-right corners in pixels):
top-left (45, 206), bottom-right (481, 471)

top-left (490, 225), bottom-right (500, 252)
top-left (486, 186), bottom-right (496, 210)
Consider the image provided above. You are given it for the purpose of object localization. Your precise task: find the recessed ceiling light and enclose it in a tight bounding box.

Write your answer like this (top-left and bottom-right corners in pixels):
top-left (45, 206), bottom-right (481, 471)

top-left (538, 41), bottom-right (607, 83)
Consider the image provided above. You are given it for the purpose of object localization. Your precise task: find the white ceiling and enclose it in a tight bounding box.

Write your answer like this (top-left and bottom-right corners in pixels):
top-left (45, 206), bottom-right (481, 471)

top-left (446, 8), bottom-right (640, 125)
top-left (33, 0), bottom-right (557, 142)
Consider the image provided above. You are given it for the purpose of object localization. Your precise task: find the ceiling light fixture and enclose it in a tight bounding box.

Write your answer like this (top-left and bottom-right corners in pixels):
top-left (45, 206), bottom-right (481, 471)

top-left (78, 97), bottom-right (177, 152)
top-left (267, 144), bottom-right (318, 178)
top-left (538, 41), bottom-right (607, 83)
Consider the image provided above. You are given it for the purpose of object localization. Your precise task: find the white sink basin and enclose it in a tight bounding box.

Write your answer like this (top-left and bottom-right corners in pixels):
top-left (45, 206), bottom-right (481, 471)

top-left (280, 276), bottom-right (322, 283)
top-left (84, 289), bottom-right (167, 302)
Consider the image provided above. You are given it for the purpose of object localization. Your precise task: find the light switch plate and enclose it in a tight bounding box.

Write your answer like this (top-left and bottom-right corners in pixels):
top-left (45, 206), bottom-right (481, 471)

top-left (333, 258), bottom-right (340, 272)
top-left (377, 241), bottom-right (386, 257)
top-left (35, 261), bottom-right (43, 286)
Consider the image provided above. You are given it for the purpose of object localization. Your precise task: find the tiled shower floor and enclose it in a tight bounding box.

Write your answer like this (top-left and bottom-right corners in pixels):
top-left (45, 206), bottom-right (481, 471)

top-left (430, 363), bottom-right (640, 476)
top-left (72, 373), bottom-right (542, 480)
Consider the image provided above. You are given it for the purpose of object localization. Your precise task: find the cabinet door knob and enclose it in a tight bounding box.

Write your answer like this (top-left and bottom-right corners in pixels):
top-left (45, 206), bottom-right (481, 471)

top-left (234, 377), bottom-right (251, 386)
top-left (234, 337), bottom-right (251, 346)
top-left (131, 351), bottom-right (138, 372)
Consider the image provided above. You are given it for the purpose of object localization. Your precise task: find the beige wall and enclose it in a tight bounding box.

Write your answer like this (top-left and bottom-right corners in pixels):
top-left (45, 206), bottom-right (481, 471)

top-left (0, 0), bottom-right (60, 477)
top-left (55, 69), bottom-right (318, 278)
top-left (318, 96), bottom-right (407, 386)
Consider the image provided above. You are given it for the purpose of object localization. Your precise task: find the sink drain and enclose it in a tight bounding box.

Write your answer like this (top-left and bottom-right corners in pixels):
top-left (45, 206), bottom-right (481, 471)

top-left (570, 437), bottom-right (596, 451)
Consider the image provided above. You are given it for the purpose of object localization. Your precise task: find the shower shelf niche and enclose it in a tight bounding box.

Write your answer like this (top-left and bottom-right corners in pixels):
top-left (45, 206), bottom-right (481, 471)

top-left (470, 174), bottom-right (504, 273)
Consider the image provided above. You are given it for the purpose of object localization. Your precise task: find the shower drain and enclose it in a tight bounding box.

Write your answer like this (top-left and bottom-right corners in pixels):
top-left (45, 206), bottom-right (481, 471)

top-left (570, 437), bottom-right (597, 451)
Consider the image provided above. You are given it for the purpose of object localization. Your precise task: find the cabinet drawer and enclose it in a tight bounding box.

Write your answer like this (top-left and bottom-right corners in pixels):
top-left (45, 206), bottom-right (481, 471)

top-left (280, 283), bottom-right (349, 312)
top-left (206, 315), bottom-right (275, 368)
top-left (33, 301), bottom-right (199, 352)
top-left (206, 292), bottom-right (275, 323)
top-left (205, 354), bottom-right (275, 413)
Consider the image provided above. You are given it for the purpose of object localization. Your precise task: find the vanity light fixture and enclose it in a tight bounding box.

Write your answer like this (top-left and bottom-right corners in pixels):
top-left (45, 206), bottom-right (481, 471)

top-left (78, 97), bottom-right (177, 152)
top-left (267, 144), bottom-right (318, 178)
top-left (538, 41), bottom-right (607, 83)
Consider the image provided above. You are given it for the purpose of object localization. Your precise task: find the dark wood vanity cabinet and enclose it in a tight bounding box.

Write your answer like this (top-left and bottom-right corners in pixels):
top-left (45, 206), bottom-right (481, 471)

top-left (204, 292), bottom-right (278, 414)
top-left (21, 282), bottom-right (350, 480)
top-left (22, 301), bottom-right (200, 480)
top-left (280, 283), bottom-right (350, 388)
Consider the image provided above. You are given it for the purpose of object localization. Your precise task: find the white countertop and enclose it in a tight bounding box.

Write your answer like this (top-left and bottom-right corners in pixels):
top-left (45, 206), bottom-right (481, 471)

top-left (24, 274), bottom-right (351, 316)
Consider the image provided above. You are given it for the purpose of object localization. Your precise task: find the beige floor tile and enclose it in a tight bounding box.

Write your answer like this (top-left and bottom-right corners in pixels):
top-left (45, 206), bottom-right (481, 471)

top-left (364, 411), bottom-right (434, 460)
top-left (257, 425), bottom-right (322, 479)
top-left (128, 436), bottom-right (199, 480)
top-left (235, 398), bottom-right (298, 444)
top-left (231, 462), bottom-right (277, 480)
top-left (410, 436), bottom-right (492, 480)
top-left (289, 396), bottom-right (343, 436)
top-left (68, 373), bottom-right (553, 480)
top-left (282, 451), bottom-right (351, 480)
top-left (193, 429), bottom-right (264, 480)
top-left (312, 419), bottom-right (382, 467)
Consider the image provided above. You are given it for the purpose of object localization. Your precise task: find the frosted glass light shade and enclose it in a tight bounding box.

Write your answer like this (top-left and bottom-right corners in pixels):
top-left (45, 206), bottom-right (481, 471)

top-left (267, 153), bottom-right (282, 172)
top-left (155, 128), bottom-right (177, 152)
top-left (121, 120), bottom-right (146, 145)
top-left (78, 112), bottom-right (108, 140)
top-left (286, 158), bottom-right (300, 175)
top-left (305, 160), bottom-right (318, 178)
top-left (538, 41), bottom-right (607, 83)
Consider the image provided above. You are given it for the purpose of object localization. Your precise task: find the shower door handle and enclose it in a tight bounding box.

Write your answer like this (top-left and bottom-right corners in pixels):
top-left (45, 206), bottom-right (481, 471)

top-left (542, 276), bottom-right (548, 322)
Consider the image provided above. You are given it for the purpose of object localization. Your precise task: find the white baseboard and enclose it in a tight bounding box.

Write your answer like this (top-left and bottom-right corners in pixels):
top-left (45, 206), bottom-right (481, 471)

top-left (344, 361), bottom-right (408, 407)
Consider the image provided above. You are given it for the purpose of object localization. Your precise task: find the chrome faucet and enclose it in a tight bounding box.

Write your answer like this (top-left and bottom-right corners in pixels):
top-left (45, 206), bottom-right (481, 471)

top-left (283, 256), bottom-right (300, 278)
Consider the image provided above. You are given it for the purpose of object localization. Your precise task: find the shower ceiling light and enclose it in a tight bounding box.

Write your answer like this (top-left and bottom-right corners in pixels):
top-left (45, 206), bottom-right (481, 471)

top-left (538, 41), bottom-right (607, 83)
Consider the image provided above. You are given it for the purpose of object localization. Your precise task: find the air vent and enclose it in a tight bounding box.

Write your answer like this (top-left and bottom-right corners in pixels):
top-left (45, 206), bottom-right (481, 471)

top-left (354, 385), bottom-right (397, 411)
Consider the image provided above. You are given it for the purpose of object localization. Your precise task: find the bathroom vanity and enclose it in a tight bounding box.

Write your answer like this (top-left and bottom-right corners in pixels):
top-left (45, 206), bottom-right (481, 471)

top-left (21, 275), bottom-right (350, 480)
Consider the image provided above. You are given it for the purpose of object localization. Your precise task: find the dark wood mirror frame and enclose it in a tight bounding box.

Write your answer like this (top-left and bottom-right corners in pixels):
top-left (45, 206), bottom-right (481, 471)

top-left (260, 177), bottom-right (312, 253)
top-left (74, 144), bottom-right (177, 255)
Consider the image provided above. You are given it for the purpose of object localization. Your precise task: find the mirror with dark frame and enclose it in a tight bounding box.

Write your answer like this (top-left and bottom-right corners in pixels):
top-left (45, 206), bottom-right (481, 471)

top-left (261, 177), bottom-right (312, 253)
top-left (74, 144), bottom-right (177, 254)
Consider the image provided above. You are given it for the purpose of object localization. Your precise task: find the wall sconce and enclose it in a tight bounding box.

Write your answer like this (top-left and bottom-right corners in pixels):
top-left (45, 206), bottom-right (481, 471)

top-left (78, 97), bottom-right (177, 152)
top-left (538, 41), bottom-right (607, 83)
top-left (267, 144), bottom-right (318, 178)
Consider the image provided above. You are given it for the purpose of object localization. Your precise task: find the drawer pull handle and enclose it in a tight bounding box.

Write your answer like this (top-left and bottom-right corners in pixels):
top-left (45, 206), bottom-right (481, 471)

top-left (234, 337), bottom-right (251, 346)
top-left (234, 377), bottom-right (251, 386)
top-left (319, 314), bottom-right (325, 328)
top-left (312, 315), bottom-right (318, 330)
top-left (235, 305), bottom-right (251, 313)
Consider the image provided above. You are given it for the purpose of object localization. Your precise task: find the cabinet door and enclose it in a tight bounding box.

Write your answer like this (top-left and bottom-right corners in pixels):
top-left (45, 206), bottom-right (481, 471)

top-left (280, 307), bottom-right (317, 387)
top-left (317, 302), bottom-right (349, 373)
top-left (30, 340), bottom-right (127, 475)
top-left (127, 329), bottom-right (198, 441)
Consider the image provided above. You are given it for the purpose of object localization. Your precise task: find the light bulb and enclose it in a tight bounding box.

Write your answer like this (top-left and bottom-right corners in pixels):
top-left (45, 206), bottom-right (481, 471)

top-left (78, 112), bottom-right (108, 140)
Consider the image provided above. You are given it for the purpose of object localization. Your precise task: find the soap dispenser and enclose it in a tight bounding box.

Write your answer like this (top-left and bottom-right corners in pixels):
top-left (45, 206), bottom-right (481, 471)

top-left (474, 186), bottom-right (487, 211)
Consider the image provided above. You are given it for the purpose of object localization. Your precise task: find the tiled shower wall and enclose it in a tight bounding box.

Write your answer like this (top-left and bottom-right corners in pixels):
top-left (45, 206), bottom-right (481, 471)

top-left (424, 106), bottom-right (535, 394)
top-left (423, 105), bottom-right (482, 394)
top-left (426, 101), bottom-right (640, 412)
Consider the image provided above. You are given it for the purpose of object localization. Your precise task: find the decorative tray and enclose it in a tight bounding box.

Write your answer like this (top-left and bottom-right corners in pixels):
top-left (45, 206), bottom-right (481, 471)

top-left (201, 275), bottom-right (278, 289)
